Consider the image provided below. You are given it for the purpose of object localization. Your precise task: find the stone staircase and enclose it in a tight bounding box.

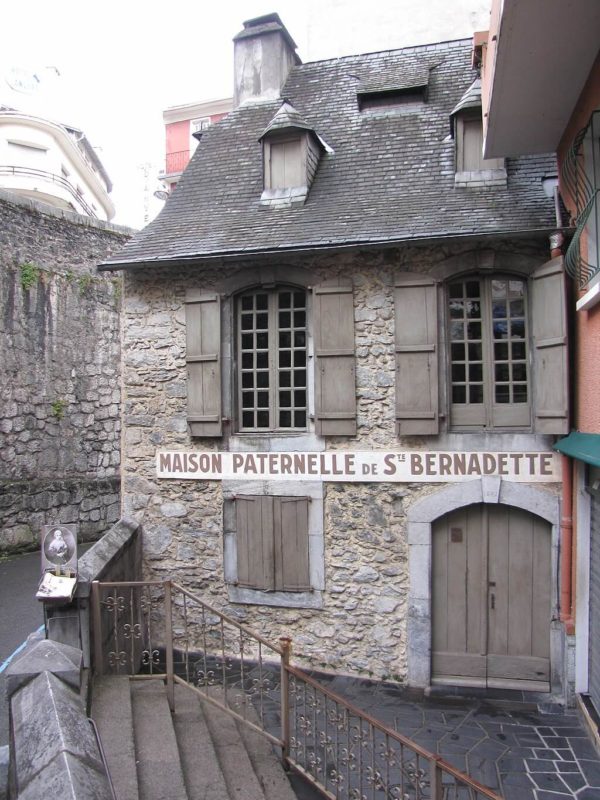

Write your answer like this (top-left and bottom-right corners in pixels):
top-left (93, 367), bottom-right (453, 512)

top-left (91, 676), bottom-right (302, 800)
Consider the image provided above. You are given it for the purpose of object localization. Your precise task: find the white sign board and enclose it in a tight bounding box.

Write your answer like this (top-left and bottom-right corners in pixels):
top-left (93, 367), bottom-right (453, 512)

top-left (156, 450), bottom-right (560, 483)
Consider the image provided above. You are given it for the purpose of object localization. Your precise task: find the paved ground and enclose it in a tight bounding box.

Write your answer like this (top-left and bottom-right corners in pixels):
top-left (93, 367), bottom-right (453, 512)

top-left (304, 674), bottom-right (600, 800)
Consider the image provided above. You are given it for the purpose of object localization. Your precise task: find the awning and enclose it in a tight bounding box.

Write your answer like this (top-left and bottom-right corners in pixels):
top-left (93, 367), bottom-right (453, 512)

top-left (553, 431), bottom-right (600, 467)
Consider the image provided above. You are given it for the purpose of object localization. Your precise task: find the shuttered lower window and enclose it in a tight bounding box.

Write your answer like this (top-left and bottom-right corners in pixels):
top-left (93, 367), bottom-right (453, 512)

top-left (448, 276), bottom-right (530, 429)
top-left (235, 496), bottom-right (310, 592)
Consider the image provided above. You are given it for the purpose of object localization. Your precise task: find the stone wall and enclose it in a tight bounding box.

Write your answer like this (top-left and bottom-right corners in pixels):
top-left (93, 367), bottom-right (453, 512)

top-left (120, 241), bottom-right (561, 684)
top-left (0, 191), bottom-right (132, 551)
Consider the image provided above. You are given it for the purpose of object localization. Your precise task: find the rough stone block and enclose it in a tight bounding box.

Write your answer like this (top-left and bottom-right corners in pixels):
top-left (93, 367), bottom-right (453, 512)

top-left (17, 744), bottom-right (110, 800)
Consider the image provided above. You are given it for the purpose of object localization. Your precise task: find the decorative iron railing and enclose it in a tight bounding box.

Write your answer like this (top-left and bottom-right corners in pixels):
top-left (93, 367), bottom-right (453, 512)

top-left (560, 109), bottom-right (599, 289)
top-left (164, 149), bottom-right (190, 175)
top-left (0, 165), bottom-right (99, 218)
top-left (91, 580), bottom-right (502, 800)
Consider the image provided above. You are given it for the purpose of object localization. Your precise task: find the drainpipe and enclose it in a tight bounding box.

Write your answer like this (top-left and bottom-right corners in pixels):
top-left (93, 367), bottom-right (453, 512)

top-left (560, 454), bottom-right (575, 635)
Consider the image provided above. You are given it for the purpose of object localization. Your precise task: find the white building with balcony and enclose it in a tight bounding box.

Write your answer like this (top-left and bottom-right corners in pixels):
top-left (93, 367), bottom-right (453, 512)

top-left (0, 107), bottom-right (114, 220)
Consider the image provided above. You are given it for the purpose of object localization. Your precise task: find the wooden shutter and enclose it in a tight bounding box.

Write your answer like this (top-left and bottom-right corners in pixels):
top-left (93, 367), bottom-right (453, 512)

top-left (531, 257), bottom-right (569, 434)
top-left (313, 279), bottom-right (356, 436)
top-left (185, 290), bottom-right (222, 437)
top-left (273, 497), bottom-right (310, 591)
top-left (394, 272), bottom-right (439, 434)
top-left (235, 496), bottom-right (274, 590)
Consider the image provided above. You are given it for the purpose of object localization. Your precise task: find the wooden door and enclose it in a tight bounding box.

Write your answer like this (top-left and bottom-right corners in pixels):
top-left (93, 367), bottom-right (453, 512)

top-left (432, 504), bottom-right (551, 691)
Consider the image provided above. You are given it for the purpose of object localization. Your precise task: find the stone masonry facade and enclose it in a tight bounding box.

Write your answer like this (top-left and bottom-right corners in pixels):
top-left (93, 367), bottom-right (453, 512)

top-left (0, 192), bottom-right (132, 551)
top-left (121, 240), bottom-right (562, 684)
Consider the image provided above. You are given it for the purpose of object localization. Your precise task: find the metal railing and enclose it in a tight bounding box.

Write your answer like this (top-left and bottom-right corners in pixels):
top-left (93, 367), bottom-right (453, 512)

top-left (0, 165), bottom-right (99, 217)
top-left (91, 580), bottom-right (502, 800)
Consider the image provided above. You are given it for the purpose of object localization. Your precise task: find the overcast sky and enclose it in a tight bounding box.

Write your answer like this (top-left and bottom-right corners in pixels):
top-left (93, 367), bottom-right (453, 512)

top-left (1, 0), bottom-right (489, 228)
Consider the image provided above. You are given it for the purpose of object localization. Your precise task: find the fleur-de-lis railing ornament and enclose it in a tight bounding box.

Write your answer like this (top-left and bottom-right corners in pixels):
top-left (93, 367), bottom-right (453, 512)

top-left (306, 748), bottom-right (323, 775)
top-left (108, 650), bottom-right (127, 667)
top-left (378, 742), bottom-right (397, 767)
top-left (328, 706), bottom-right (347, 731)
top-left (103, 595), bottom-right (125, 613)
top-left (139, 593), bottom-right (154, 614)
top-left (123, 623), bottom-right (142, 639)
top-left (196, 669), bottom-right (216, 687)
top-left (340, 746), bottom-right (357, 771)
top-left (141, 649), bottom-right (159, 666)
top-left (248, 676), bottom-right (272, 697)
top-left (329, 767), bottom-right (345, 787)
top-left (348, 788), bottom-right (368, 800)
top-left (298, 714), bottom-right (314, 737)
top-left (402, 758), bottom-right (428, 793)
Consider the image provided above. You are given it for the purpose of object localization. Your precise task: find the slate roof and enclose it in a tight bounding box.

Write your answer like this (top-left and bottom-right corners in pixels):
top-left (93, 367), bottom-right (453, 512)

top-left (101, 38), bottom-right (557, 270)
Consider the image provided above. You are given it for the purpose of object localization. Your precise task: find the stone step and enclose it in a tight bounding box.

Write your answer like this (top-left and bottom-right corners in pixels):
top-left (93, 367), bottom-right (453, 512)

top-left (91, 674), bottom-right (140, 800)
top-left (131, 680), bottom-right (188, 800)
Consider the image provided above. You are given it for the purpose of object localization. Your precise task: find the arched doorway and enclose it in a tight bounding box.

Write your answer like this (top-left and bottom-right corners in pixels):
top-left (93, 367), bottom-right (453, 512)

top-left (432, 503), bottom-right (551, 690)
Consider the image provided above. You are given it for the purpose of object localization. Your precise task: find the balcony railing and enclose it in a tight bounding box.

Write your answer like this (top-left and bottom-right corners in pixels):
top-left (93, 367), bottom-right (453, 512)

top-left (164, 149), bottom-right (190, 175)
top-left (0, 165), bottom-right (99, 218)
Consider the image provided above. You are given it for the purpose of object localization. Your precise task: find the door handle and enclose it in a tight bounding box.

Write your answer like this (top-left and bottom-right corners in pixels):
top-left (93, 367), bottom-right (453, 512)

top-left (490, 593), bottom-right (495, 610)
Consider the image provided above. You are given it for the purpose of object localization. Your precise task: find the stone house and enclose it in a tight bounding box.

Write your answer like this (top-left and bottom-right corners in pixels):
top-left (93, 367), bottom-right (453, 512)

top-left (100, 15), bottom-right (571, 700)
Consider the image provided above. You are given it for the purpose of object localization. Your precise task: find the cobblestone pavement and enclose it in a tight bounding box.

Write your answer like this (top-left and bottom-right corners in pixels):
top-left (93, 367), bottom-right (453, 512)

top-left (314, 675), bottom-right (600, 800)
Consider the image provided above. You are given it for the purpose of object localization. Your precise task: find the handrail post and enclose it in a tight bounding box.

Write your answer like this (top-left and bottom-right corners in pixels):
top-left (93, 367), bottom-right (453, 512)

top-left (279, 637), bottom-right (292, 770)
top-left (91, 581), bottom-right (103, 677)
top-left (430, 756), bottom-right (443, 800)
top-left (165, 580), bottom-right (175, 712)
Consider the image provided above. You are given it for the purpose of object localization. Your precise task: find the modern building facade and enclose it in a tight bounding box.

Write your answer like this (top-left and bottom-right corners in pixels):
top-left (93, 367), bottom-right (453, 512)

top-left (479, 0), bottom-right (600, 722)
top-left (0, 107), bottom-right (114, 220)
top-left (101, 14), bottom-right (572, 701)
top-left (160, 97), bottom-right (232, 193)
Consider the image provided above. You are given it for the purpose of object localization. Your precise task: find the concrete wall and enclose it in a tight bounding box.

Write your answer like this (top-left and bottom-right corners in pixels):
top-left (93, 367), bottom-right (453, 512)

top-left (0, 191), bottom-right (132, 552)
top-left (120, 240), bottom-right (563, 685)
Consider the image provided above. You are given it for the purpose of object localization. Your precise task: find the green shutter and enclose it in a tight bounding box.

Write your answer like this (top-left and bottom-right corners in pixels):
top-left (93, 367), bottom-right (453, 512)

top-left (313, 279), bottom-right (356, 436)
top-left (394, 272), bottom-right (439, 434)
top-left (274, 497), bottom-right (310, 591)
top-left (531, 257), bottom-right (569, 434)
top-left (185, 290), bottom-right (222, 437)
top-left (235, 496), bottom-right (274, 591)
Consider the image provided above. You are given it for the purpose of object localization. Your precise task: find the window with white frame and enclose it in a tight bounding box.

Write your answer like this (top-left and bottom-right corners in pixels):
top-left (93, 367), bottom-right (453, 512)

top-left (448, 275), bottom-right (530, 429)
top-left (237, 286), bottom-right (307, 432)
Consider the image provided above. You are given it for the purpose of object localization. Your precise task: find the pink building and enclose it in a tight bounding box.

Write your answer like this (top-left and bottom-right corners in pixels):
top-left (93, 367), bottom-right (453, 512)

top-left (160, 97), bottom-right (232, 192)
top-left (480, 0), bottom-right (600, 728)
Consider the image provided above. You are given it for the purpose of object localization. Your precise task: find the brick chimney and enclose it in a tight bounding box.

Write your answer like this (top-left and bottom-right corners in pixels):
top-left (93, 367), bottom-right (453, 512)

top-left (233, 13), bottom-right (301, 108)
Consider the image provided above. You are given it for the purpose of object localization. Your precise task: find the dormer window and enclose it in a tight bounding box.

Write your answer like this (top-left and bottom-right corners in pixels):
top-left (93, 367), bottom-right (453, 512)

top-left (450, 79), bottom-right (506, 188)
top-left (259, 101), bottom-right (325, 207)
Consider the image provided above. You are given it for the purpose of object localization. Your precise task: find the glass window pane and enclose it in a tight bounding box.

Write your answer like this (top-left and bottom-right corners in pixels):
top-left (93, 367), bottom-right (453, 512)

top-left (467, 322), bottom-right (481, 340)
top-left (466, 300), bottom-right (481, 319)
top-left (279, 292), bottom-right (291, 309)
top-left (510, 299), bottom-right (524, 317)
top-left (495, 364), bottom-right (510, 382)
top-left (293, 291), bottom-right (305, 307)
top-left (256, 313), bottom-right (268, 329)
top-left (468, 342), bottom-right (482, 361)
top-left (509, 280), bottom-right (524, 295)
top-left (256, 372), bottom-right (269, 388)
top-left (256, 332), bottom-right (268, 349)
top-left (452, 386), bottom-right (466, 403)
top-left (257, 391), bottom-right (269, 408)
top-left (469, 364), bottom-right (483, 382)
top-left (294, 410), bottom-right (306, 427)
top-left (279, 391), bottom-right (291, 407)
top-left (510, 320), bottom-right (525, 339)
top-left (242, 392), bottom-right (254, 409)
top-left (242, 352), bottom-right (253, 369)
top-left (279, 311), bottom-right (291, 328)
top-left (495, 385), bottom-right (510, 403)
top-left (242, 411), bottom-right (254, 427)
top-left (256, 351), bottom-right (268, 369)
top-left (294, 390), bottom-right (306, 406)
top-left (241, 314), bottom-right (253, 330)
top-left (449, 300), bottom-right (463, 319)
top-left (452, 364), bottom-right (466, 382)
top-left (279, 372), bottom-right (291, 387)
top-left (241, 295), bottom-right (254, 311)
top-left (256, 293), bottom-right (268, 310)
top-left (279, 331), bottom-right (291, 348)
top-left (492, 301), bottom-right (506, 319)
top-left (491, 279), bottom-right (506, 299)
top-left (466, 281), bottom-right (480, 298)
top-left (451, 343), bottom-right (465, 361)
top-left (448, 283), bottom-right (463, 299)
top-left (257, 411), bottom-right (269, 428)
top-left (294, 331), bottom-right (306, 348)
top-left (294, 369), bottom-right (306, 387)
top-left (450, 322), bottom-right (464, 341)
top-left (279, 351), bottom-right (291, 368)
top-left (242, 372), bottom-right (254, 389)
top-left (279, 410), bottom-right (291, 427)
top-left (512, 342), bottom-right (526, 360)
top-left (241, 334), bottom-right (253, 350)
top-left (512, 363), bottom-right (527, 382)
top-left (294, 350), bottom-right (305, 367)
top-left (469, 385), bottom-right (483, 403)
top-left (495, 342), bottom-right (509, 360)
top-left (513, 385), bottom-right (528, 403)
top-left (493, 320), bottom-right (508, 339)
top-left (294, 310), bottom-right (306, 327)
